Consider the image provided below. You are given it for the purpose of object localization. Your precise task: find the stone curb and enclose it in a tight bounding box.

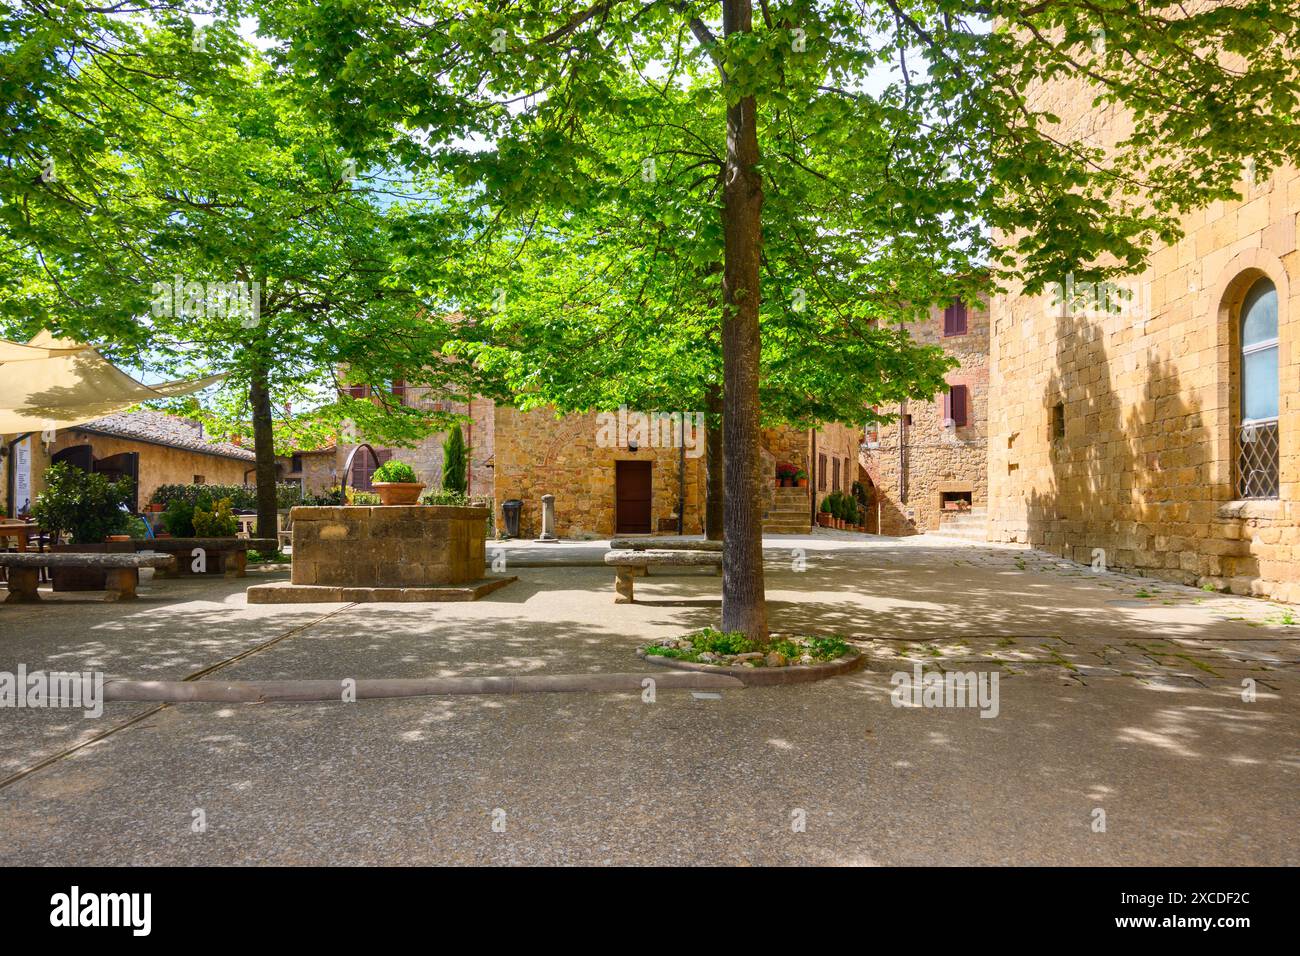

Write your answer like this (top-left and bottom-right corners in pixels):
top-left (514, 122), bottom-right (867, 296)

top-left (635, 648), bottom-right (867, 686)
top-left (102, 670), bottom-right (743, 703)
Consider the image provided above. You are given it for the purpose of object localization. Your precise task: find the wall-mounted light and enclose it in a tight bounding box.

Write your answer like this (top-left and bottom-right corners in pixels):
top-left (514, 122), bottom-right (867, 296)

top-left (628, 440), bottom-right (639, 452)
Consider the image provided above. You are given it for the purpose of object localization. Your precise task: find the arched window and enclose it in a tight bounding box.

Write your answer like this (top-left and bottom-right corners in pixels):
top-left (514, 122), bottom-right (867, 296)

top-left (1237, 277), bottom-right (1279, 499)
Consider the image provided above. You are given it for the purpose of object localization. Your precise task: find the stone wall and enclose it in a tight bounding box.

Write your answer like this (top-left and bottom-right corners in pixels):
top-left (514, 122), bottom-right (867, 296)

top-left (987, 61), bottom-right (1300, 599)
top-left (860, 298), bottom-right (991, 535)
top-left (291, 505), bottom-right (487, 586)
top-left (493, 406), bottom-right (707, 539)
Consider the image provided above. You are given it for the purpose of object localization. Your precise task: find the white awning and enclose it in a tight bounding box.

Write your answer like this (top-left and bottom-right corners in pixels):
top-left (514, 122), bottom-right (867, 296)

top-left (0, 333), bottom-right (223, 436)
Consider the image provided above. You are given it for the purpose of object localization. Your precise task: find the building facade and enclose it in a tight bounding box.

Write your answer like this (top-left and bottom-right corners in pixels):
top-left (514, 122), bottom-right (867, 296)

top-left (859, 297), bottom-right (992, 536)
top-left (987, 71), bottom-right (1300, 600)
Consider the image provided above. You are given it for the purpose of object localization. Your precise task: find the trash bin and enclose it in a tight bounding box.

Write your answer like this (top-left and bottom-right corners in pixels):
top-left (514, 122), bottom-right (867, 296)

top-left (501, 499), bottom-right (523, 539)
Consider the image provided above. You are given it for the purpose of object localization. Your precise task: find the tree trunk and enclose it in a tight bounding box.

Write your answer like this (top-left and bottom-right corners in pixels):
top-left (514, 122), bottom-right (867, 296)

top-left (705, 383), bottom-right (724, 540)
top-left (249, 359), bottom-right (278, 544)
top-left (719, 0), bottom-right (768, 641)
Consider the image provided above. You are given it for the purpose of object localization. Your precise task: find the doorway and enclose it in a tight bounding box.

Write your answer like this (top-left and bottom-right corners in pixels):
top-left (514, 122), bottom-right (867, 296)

top-left (615, 460), bottom-right (652, 534)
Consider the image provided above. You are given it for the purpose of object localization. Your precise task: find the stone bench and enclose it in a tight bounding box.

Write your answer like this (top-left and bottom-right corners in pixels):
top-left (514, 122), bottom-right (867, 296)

top-left (132, 538), bottom-right (277, 578)
top-left (0, 552), bottom-right (176, 603)
top-left (603, 549), bottom-right (722, 603)
top-left (610, 538), bottom-right (723, 552)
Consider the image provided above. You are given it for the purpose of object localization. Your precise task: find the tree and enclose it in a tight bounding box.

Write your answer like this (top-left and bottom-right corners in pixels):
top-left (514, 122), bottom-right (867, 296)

top-left (441, 425), bottom-right (468, 494)
top-left (0, 11), bottom-right (481, 539)
top-left (258, 0), bottom-right (1299, 640)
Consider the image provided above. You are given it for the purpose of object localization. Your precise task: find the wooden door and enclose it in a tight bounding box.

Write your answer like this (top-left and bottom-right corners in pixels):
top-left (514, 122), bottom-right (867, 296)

top-left (615, 460), bottom-right (652, 534)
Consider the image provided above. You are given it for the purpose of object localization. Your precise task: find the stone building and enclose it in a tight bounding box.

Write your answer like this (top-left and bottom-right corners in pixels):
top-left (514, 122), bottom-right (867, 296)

top-left (6, 411), bottom-right (255, 514)
top-left (859, 297), bottom-right (992, 536)
top-left (987, 68), bottom-right (1300, 600)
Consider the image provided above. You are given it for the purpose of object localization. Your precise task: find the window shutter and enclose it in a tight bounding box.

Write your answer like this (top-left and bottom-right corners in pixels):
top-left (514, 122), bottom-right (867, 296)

top-left (392, 379), bottom-right (406, 402)
top-left (942, 392), bottom-right (952, 423)
top-left (952, 385), bottom-right (969, 427)
top-left (944, 300), bottom-right (967, 336)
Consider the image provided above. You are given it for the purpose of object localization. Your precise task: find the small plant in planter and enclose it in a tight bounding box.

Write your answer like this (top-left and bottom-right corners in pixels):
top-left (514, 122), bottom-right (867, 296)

top-left (794, 469), bottom-right (809, 488)
top-left (371, 460), bottom-right (425, 505)
top-left (775, 462), bottom-right (798, 487)
top-left (641, 628), bottom-right (854, 668)
top-left (818, 497), bottom-right (834, 527)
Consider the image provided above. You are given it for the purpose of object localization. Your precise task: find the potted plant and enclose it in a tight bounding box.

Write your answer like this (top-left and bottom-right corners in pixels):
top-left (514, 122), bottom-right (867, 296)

top-left (775, 462), bottom-right (798, 487)
top-left (371, 460), bottom-right (425, 505)
top-left (193, 497), bottom-right (239, 537)
top-left (795, 469), bottom-right (809, 488)
top-left (31, 462), bottom-right (133, 590)
top-left (817, 498), bottom-right (833, 527)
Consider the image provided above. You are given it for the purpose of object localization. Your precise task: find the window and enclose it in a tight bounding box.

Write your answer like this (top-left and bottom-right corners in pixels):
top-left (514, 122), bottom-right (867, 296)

top-left (291, 453), bottom-right (303, 474)
top-left (1050, 402), bottom-right (1065, 442)
top-left (1237, 277), bottom-right (1279, 499)
top-left (943, 385), bottom-right (969, 428)
top-left (193, 474), bottom-right (205, 485)
top-left (818, 453), bottom-right (828, 491)
top-left (943, 299), bottom-right (968, 336)
top-left (832, 458), bottom-right (841, 492)
top-left (344, 383), bottom-right (368, 399)
top-left (391, 379), bottom-right (406, 403)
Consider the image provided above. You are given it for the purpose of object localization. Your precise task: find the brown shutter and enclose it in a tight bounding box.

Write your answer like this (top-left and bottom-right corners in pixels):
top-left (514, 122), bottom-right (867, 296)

top-left (944, 300), bottom-right (967, 335)
top-left (952, 385), bottom-right (969, 426)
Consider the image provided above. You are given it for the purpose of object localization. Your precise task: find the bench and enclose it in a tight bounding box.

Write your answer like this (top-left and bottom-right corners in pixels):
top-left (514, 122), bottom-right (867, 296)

top-left (0, 552), bottom-right (177, 602)
top-left (610, 538), bottom-right (723, 552)
top-left (130, 538), bottom-right (277, 578)
top-left (603, 549), bottom-right (722, 603)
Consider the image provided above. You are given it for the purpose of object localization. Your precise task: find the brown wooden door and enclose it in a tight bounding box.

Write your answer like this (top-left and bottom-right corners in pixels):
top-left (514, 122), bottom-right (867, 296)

top-left (615, 460), bottom-right (652, 534)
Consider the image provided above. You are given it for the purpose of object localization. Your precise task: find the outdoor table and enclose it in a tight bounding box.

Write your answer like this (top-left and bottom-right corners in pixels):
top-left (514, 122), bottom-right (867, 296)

top-left (0, 522), bottom-right (42, 553)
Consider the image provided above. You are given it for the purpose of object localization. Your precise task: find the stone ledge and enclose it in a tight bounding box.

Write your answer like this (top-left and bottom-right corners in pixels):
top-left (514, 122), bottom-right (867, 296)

top-left (1216, 500), bottom-right (1283, 521)
top-left (636, 648), bottom-right (867, 686)
top-left (247, 576), bottom-right (516, 604)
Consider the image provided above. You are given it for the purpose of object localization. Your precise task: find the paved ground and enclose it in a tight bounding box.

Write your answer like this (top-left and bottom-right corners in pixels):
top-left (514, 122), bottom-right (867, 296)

top-left (1, 532), bottom-right (1297, 864)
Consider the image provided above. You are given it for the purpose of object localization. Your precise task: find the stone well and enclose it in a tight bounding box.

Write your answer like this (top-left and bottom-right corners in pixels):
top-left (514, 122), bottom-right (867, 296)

top-left (290, 505), bottom-right (487, 588)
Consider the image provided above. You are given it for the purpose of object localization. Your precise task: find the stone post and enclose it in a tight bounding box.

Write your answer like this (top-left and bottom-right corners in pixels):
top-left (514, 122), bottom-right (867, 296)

top-left (535, 494), bottom-right (558, 542)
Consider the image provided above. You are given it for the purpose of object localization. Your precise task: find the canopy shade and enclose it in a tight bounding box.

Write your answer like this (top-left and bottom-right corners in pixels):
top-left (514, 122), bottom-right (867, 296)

top-left (0, 333), bottom-right (223, 436)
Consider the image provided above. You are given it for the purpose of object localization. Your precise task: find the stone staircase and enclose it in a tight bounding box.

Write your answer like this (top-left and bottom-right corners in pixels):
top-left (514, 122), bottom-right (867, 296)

top-left (933, 506), bottom-right (988, 542)
top-left (763, 486), bottom-right (812, 534)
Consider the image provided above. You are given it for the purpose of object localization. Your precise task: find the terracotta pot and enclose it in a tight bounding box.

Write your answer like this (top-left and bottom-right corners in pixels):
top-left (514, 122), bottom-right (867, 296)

top-left (373, 482), bottom-right (425, 506)
top-left (105, 535), bottom-right (131, 542)
top-left (817, 513), bottom-right (832, 527)
top-left (796, 478), bottom-right (808, 487)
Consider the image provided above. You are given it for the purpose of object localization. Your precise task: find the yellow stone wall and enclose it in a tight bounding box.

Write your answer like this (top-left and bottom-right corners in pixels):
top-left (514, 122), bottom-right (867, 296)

top-left (988, 64), bottom-right (1300, 598)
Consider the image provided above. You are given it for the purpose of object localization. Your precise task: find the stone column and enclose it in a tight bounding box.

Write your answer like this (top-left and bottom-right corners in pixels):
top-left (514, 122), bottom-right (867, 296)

top-left (535, 494), bottom-right (558, 542)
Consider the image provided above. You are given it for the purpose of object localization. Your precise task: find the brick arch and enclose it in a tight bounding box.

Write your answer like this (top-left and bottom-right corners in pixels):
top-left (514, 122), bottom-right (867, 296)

top-left (1208, 248), bottom-right (1292, 495)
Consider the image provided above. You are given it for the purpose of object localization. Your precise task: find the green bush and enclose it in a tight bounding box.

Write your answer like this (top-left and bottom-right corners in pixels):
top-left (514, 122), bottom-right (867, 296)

top-left (162, 496), bottom-right (201, 536)
top-left (193, 497), bottom-right (239, 537)
top-left (348, 490), bottom-right (381, 505)
top-left (690, 627), bottom-right (755, 656)
top-left (301, 486), bottom-right (346, 506)
top-left (32, 463), bottom-right (133, 544)
top-left (819, 497), bottom-right (834, 514)
top-left (372, 460), bottom-right (418, 483)
top-left (151, 482), bottom-right (303, 511)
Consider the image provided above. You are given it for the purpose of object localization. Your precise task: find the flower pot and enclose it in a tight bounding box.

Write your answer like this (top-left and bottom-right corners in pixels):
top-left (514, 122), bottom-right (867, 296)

top-left (105, 534), bottom-right (131, 542)
top-left (817, 513), bottom-right (832, 527)
top-left (796, 478), bottom-right (808, 488)
top-left (373, 482), bottom-right (425, 506)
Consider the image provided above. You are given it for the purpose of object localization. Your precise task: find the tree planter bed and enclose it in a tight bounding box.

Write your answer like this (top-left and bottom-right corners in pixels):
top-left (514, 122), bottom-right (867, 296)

top-left (637, 646), bottom-right (866, 686)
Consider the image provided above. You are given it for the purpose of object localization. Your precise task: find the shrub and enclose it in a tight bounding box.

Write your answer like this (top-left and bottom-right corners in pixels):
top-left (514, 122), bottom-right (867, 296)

top-left (805, 636), bottom-right (850, 661)
top-left (163, 497), bottom-right (198, 536)
top-left (689, 627), bottom-right (755, 656)
top-left (32, 463), bottom-right (133, 544)
top-left (819, 497), bottom-right (834, 514)
top-left (421, 488), bottom-right (469, 507)
top-left (193, 497), bottom-right (239, 537)
top-left (348, 490), bottom-right (381, 505)
top-left (151, 482), bottom-right (303, 511)
top-left (373, 460), bottom-right (418, 483)
top-left (441, 426), bottom-right (467, 494)
top-left (301, 486), bottom-right (346, 506)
